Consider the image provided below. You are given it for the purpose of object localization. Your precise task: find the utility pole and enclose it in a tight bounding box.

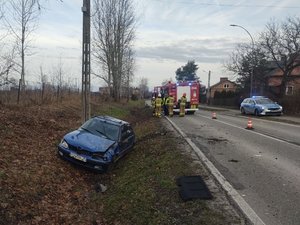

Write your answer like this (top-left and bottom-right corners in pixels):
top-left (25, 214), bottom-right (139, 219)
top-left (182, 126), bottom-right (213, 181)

top-left (207, 70), bottom-right (211, 105)
top-left (82, 0), bottom-right (91, 122)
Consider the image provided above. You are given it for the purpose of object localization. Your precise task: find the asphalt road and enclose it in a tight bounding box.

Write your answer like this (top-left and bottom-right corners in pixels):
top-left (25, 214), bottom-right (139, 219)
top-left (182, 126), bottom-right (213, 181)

top-left (169, 109), bottom-right (300, 225)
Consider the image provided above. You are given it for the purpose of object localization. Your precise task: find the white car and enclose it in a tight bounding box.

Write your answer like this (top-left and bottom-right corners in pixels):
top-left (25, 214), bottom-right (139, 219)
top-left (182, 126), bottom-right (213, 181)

top-left (240, 97), bottom-right (283, 116)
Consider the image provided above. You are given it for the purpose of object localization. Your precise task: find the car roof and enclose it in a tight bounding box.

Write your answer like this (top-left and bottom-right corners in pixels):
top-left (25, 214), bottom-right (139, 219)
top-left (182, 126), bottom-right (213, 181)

top-left (251, 96), bottom-right (268, 99)
top-left (243, 96), bottom-right (269, 100)
top-left (93, 116), bottom-right (129, 126)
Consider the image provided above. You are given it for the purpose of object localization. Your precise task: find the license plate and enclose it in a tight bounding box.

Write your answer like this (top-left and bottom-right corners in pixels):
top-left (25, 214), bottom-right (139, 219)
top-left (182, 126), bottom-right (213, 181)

top-left (70, 152), bottom-right (87, 162)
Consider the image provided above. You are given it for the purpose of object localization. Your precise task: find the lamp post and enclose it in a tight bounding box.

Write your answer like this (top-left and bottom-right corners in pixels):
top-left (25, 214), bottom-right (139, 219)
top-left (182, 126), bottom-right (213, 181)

top-left (230, 24), bottom-right (254, 97)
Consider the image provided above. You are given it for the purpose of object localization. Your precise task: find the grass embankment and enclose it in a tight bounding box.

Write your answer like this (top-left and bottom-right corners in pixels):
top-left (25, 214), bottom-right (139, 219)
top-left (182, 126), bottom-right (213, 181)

top-left (0, 99), bottom-right (240, 225)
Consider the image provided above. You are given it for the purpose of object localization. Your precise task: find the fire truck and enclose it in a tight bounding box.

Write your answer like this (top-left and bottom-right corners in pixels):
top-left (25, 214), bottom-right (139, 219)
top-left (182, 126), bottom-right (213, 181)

top-left (153, 80), bottom-right (200, 114)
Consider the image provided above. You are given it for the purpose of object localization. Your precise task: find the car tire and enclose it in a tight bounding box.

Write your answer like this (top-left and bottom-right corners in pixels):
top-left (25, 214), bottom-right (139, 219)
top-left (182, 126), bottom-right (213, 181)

top-left (241, 107), bottom-right (245, 115)
top-left (254, 109), bottom-right (259, 116)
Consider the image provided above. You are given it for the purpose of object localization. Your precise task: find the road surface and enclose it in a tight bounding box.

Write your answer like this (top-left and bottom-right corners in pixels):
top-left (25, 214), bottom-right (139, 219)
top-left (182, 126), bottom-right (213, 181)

top-left (169, 109), bottom-right (300, 225)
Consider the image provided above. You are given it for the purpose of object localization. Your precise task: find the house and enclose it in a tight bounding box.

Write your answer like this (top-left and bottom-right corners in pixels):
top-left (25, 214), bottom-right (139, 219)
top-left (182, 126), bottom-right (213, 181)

top-left (208, 77), bottom-right (238, 98)
top-left (266, 65), bottom-right (300, 96)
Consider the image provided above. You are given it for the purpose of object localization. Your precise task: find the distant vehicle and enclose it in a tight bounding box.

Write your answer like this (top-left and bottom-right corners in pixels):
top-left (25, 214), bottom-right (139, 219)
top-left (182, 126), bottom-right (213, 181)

top-left (58, 116), bottom-right (135, 172)
top-left (240, 96), bottom-right (283, 116)
top-left (153, 80), bottom-right (201, 114)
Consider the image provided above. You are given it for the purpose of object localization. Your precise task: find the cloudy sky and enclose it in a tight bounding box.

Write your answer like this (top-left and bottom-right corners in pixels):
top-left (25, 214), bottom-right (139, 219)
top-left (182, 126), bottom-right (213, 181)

top-left (27, 0), bottom-right (300, 90)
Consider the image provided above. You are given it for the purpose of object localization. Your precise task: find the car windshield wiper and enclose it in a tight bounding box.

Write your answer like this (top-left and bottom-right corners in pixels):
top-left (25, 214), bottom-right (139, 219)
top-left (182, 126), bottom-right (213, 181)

top-left (80, 127), bottom-right (92, 133)
top-left (95, 129), bottom-right (108, 139)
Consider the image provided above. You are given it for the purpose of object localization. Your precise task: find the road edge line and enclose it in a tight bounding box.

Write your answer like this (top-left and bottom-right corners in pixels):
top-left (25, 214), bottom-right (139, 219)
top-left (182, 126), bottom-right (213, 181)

top-left (166, 117), bottom-right (265, 225)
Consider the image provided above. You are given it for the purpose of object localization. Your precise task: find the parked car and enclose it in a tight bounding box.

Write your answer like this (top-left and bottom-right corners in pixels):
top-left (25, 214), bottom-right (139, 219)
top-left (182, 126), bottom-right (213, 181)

top-left (240, 96), bottom-right (283, 116)
top-left (58, 116), bottom-right (135, 172)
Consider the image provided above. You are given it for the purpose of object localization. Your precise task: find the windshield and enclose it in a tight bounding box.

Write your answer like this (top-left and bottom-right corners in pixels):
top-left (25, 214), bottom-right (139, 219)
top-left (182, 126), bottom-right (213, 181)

top-left (81, 118), bottom-right (120, 141)
top-left (256, 98), bottom-right (274, 104)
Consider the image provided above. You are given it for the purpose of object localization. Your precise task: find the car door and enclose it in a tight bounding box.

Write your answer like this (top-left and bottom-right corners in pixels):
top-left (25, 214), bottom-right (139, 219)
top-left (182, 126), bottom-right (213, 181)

top-left (248, 99), bottom-right (256, 114)
top-left (119, 125), bottom-right (135, 154)
top-left (242, 99), bottom-right (250, 113)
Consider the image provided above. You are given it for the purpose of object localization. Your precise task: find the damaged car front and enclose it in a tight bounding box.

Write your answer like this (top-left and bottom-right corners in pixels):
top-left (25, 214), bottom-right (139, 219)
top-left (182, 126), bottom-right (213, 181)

top-left (58, 116), bottom-right (134, 172)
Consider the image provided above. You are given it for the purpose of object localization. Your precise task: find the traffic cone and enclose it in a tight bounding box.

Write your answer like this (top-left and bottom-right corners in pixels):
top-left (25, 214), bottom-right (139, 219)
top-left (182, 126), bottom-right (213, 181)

top-left (246, 117), bottom-right (253, 130)
top-left (212, 112), bottom-right (217, 119)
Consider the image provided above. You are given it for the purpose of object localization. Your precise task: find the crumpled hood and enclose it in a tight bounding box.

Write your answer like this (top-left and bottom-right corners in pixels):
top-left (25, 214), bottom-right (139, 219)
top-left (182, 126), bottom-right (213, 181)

top-left (64, 130), bottom-right (116, 153)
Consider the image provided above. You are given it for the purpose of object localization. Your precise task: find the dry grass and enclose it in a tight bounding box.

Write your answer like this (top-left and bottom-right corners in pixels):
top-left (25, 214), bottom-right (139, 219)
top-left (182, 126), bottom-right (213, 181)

top-left (0, 97), bottom-right (242, 225)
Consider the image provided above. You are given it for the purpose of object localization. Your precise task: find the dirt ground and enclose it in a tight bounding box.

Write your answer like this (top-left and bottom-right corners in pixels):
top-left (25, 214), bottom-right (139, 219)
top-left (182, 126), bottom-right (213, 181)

top-left (0, 102), bottom-right (109, 225)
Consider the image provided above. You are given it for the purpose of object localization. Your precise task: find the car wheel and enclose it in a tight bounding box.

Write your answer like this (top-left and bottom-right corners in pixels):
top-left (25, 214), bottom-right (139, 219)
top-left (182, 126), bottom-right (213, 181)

top-left (241, 107), bottom-right (245, 115)
top-left (254, 109), bottom-right (259, 116)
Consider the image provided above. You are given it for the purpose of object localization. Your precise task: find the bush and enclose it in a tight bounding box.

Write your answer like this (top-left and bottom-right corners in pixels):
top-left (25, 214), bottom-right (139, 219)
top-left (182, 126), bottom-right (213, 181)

top-left (213, 90), bottom-right (240, 106)
top-left (279, 92), bottom-right (300, 115)
top-left (131, 94), bottom-right (138, 101)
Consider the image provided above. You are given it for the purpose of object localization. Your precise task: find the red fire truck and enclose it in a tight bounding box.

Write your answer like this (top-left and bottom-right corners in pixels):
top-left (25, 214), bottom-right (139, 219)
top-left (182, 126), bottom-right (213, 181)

top-left (153, 81), bottom-right (200, 114)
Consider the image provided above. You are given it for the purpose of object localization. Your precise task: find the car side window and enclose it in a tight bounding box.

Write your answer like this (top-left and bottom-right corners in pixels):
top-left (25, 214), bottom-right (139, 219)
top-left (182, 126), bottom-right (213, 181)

top-left (121, 126), bottom-right (127, 139)
top-left (121, 125), bottom-right (132, 140)
top-left (127, 126), bottom-right (133, 136)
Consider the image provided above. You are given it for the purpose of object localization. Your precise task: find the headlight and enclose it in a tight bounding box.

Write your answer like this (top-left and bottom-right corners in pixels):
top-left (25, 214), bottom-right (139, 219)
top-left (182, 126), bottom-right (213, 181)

top-left (92, 152), bottom-right (108, 161)
top-left (60, 140), bottom-right (69, 148)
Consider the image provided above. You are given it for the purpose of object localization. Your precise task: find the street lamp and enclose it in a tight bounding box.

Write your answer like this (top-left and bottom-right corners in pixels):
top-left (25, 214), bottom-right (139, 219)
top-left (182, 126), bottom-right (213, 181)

top-left (230, 24), bottom-right (254, 97)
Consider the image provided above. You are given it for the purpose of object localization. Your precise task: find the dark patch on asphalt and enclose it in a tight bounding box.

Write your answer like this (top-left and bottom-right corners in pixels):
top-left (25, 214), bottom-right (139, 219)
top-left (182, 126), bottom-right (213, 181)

top-left (189, 137), bottom-right (246, 190)
top-left (228, 159), bottom-right (239, 163)
top-left (207, 137), bottom-right (228, 145)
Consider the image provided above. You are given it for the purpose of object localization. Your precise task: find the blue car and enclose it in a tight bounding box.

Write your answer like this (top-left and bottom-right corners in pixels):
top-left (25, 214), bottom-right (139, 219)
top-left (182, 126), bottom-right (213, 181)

top-left (58, 116), bottom-right (135, 172)
top-left (240, 96), bottom-right (283, 116)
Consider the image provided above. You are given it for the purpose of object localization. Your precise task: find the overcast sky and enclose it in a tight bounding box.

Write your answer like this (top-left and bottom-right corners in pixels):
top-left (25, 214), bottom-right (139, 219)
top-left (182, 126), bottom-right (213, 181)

top-left (27, 0), bottom-right (300, 90)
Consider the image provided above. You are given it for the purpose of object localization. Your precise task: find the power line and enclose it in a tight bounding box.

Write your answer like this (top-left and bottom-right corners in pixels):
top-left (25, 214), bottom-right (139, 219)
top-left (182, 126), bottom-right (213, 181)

top-left (149, 0), bottom-right (300, 9)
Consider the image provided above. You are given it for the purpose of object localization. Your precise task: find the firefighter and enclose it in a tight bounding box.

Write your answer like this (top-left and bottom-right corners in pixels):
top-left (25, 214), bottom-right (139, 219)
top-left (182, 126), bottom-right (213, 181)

top-left (151, 96), bottom-right (156, 116)
top-left (155, 93), bottom-right (162, 117)
top-left (163, 93), bottom-right (169, 116)
top-left (166, 94), bottom-right (174, 117)
top-left (179, 93), bottom-right (187, 117)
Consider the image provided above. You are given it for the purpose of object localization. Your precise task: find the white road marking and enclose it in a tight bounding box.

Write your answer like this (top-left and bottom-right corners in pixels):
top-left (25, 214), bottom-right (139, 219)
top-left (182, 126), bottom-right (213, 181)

top-left (198, 114), bottom-right (300, 148)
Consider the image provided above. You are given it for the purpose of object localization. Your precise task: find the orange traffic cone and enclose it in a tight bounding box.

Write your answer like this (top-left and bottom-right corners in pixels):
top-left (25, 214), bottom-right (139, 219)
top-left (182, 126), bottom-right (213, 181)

top-left (212, 112), bottom-right (217, 119)
top-left (246, 117), bottom-right (253, 130)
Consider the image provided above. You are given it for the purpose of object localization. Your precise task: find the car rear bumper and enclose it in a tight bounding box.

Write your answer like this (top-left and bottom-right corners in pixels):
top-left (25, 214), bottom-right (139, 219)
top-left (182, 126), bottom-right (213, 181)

top-left (58, 146), bottom-right (110, 172)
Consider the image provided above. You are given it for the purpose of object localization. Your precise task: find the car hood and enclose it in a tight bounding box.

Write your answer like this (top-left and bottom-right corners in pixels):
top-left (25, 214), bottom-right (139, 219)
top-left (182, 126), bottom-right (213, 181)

top-left (258, 103), bottom-right (281, 109)
top-left (64, 130), bottom-right (116, 153)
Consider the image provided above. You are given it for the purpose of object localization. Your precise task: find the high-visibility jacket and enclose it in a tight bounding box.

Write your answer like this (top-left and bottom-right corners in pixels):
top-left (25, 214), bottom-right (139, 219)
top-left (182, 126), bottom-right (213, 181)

top-left (163, 97), bottom-right (168, 105)
top-left (180, 96), bottom-right (187, 105)
top-left (166, 96), bottom-right (174, 106)
top-left (155, 97), bottom-right (162, 106)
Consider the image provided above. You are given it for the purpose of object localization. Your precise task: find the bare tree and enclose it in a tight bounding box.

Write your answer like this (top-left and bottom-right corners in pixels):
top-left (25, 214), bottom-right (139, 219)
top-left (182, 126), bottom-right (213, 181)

top-left (260, 16), bottom-right (300, 97)
top-left (3, 0), bottom-right (46, 90)
top-left (122, 48), bottom-right (135, 101)
top-left (225, 43), bottom-right (269, 95)
top-left (0, 47), bottom-right (17, 87)
top-left (52, 58), bottom-right (65, 101)
top-left (139, 77), bottom-right (149, 99)
top-left (92, 0), bottom-right (136, 101)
